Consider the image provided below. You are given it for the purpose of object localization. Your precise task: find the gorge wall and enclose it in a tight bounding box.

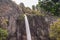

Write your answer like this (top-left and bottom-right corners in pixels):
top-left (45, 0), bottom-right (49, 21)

top-left (0, 0), bottom-right (50, 40)
top-left (13, 14), bottom-right (50, 40)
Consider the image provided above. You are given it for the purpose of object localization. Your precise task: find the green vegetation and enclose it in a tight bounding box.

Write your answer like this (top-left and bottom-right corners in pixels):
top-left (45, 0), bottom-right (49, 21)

top-left (19, 3), bottom-right (43, 16)
top-left (50, 19), bottom-right (60, 40)
top-left (38, 1), bottom-right (60, 40)
top-left (19, 14), bottom-right (24, 20)
top-left (38, 0), bottom-right (60, 16)
top-left (0, 28), bottom-right (8, 40)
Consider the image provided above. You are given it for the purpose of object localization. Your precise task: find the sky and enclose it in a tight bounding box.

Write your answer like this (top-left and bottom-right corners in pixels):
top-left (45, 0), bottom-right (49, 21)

top-left (12, 0), bottom-right (38, 8)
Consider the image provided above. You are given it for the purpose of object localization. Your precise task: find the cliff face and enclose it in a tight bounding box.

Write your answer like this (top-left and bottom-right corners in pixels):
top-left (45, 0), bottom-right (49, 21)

top-left (0, 0), bottom-right (50, 40)
top-left (28, 15), bottom-right (49, 40)
top-left (0, 0), bottom-right (22, 16)
top-left (0, 0), bottom-right (22, 29)
top-left (15, 15), bottom-right (50, 40)
top-left (0, 0), bottom-right (23, 40)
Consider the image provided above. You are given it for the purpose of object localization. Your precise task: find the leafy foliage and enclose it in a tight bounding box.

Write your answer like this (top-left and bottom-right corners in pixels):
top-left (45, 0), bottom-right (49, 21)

top-left (25, 7), bottom-right (32, 14)
top-left (32, 5), bottom-right (36, 10)
top-left (52, 0), bottom-right (59, 3)
top-left (38, 0), bottom-right (60, 16)
top-left (50, 19), bottom-right (60, 40)
top-left (0, 28), bottom-right (8, 40)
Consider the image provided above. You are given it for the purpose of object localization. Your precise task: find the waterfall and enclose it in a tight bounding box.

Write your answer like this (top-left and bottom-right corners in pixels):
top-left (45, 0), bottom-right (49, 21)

top-left (24, 14), bottom-right (32, 40)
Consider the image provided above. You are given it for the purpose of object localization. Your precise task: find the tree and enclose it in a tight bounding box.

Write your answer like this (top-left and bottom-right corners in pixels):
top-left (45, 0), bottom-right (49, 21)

top-left (52, 0), bottom-right (59, 3)
top-left (38, 0), bottom-right (60, 16)
top-left (32, 5), bottom-right (36, 10)
top-left (36, 4), bottom-right (40, 11)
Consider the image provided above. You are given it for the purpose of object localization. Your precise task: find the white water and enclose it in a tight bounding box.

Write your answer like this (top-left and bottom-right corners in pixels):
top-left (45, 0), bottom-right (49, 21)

top-left (24, 14), bottom-right (32, 40)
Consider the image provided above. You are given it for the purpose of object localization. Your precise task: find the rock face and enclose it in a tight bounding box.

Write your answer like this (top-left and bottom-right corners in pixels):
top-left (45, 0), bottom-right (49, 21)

top-left (0, 0), bottom-right (23, 16)
top-left (15, 15), bottom-right (50, 40)
top-left (28, 15), bottom-right (49, 40)
top-left (0, 0), bottom-right (22, 29)
top-left (0, 0), bottom-right (22, 40)
top-left (0, 0), bottom-right (50, 40)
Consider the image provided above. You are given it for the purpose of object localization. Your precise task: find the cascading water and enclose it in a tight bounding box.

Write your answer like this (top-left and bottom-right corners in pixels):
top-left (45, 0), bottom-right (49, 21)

top-left (24, 14), bottom-right (32, 40)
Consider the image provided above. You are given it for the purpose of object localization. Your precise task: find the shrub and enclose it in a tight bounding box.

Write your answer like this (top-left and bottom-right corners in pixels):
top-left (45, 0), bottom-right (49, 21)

top-left (0, 28), bottom-right (8, 40)
top-left (50, 18), bottom-right (60, 40)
